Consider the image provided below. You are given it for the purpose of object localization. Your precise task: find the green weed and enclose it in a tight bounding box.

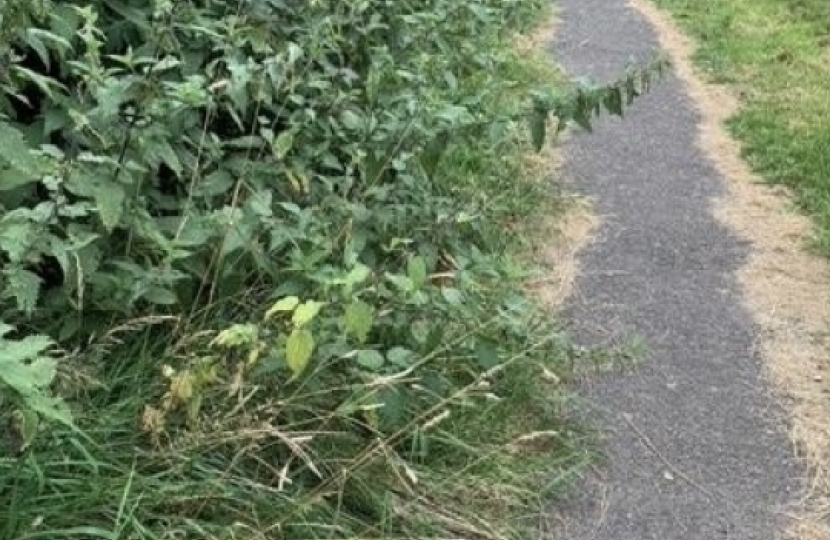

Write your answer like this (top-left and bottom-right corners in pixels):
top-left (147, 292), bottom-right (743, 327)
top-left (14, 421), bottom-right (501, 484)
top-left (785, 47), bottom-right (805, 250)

top-left (0, 1), bottom-right (667, 537)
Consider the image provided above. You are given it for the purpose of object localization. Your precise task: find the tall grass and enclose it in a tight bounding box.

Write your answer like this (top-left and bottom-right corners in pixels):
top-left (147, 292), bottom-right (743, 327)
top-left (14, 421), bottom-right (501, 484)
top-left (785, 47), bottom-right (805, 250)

top-left (0, 9), bottom-right (595, 540)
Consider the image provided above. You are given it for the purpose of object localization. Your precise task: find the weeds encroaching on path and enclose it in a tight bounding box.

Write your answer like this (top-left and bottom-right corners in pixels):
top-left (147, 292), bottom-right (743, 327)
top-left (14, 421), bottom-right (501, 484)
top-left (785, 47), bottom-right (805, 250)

top-left (0, 2), bottom-right (663, 538)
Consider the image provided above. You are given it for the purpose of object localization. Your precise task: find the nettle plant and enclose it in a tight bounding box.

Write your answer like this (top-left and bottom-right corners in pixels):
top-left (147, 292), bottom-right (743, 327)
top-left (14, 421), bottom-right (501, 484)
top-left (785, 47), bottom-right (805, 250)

top-left (0, 0), bottom-right (666, 440)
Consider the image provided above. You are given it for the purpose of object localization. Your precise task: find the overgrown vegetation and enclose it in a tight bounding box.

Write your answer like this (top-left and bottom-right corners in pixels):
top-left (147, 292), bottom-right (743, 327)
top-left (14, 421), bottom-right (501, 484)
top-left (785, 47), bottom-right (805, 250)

top-left (0, 1), bottom-right (664, 538)
top-left (653, 0), bottom-right (830, 254)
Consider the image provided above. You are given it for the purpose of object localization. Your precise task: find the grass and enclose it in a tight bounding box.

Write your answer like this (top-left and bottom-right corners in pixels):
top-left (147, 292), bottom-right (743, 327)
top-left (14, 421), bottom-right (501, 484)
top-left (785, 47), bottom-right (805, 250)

top-left (650, 0), bottom-right (830, 254)
top-left (0, 9), bottom-right (599, 540)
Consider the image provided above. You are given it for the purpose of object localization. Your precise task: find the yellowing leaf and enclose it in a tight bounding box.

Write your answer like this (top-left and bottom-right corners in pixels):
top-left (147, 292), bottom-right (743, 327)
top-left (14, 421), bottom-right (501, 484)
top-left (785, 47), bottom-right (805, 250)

top-left (11, 409), bottom-right (39, 450)
top-left (343, 263), bottom-right (371, 293)
top-left (169, 370), bottom-right (195, 404)
top-left (344, 301), bottom-right (373, 344)
top-left (265, 296), bottom-right (300, 320)
top-left (211, 323), bottom-right (259, 348)
top-left (286, 328), bottom-right (314, 376)
top-left (292, 300), bottom-right (324, 327)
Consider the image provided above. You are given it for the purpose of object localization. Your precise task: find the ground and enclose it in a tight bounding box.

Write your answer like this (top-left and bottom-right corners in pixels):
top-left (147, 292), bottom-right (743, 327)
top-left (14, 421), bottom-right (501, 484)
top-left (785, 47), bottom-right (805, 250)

top-left (543, 0), bottom-right (830, 538)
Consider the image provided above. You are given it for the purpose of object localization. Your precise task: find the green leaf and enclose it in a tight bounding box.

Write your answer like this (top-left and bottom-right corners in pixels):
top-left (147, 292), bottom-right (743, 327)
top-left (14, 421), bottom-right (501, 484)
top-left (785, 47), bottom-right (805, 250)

top-left (5, 267), bottom-right (42, 314)
top-left (356, 349), bottom-right (385, 371)
top-left (625, 74), bottom-right (639, 105)
top-left (156, 140), bottom-right (183, 177)
top-left (529, 107), bottom-right (547, 151)
top-left (407, 256), bottom-right (428, 288)
top-left (474, 339), bottom-right (500, 369)
top-left (273, 131), bottom-right (294, 160)
top-left (285, 328), bottom-right (314, 376)
top-left (293, 300), bottom-right (325, 327)
top-left (603, 86), bottom-right (624, 116)
top-left (25, 393), bottom-right (72, 425)
top-left (193, 169), bottom-right (234, 197)
top-left (0, 219), bottom-right (36, 263)
top-left (143, 286), bottom-right (178, 306)
top-left (343, 264), bottom-right (371, 293)
top-left (0, 168), bottom-right (38, 192)
top-left (377, 387), bottom-right (407, 431)
top-left (94, 183), bottom-right (126, 232)
top-left (387, 347), bottom-right (416, 367)
top-left (265, 296), bottom-right (300, 320)
top-left (0, 121), bottom-right (37, 176)
top-left (344, 301), bottom-right (374, 344)
top-left (386, 272), bottom-right (413, 292)
top-left (441, 287), bottom-right (463, 305)
top-left (341, 110), bottom-right (361, 131)
top-left (0, 334), bottom-right (56, 395)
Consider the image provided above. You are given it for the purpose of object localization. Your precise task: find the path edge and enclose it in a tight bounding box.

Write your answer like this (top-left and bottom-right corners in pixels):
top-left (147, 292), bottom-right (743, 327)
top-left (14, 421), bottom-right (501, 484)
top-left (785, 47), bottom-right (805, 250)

top-left (628, 1), bottom-right (830, 537)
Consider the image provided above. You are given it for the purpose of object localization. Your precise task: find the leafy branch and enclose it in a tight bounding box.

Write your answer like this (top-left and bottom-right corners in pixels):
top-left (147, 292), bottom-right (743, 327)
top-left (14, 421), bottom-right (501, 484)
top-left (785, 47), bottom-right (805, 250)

top-left (529, 54), bottom-right (671, 150)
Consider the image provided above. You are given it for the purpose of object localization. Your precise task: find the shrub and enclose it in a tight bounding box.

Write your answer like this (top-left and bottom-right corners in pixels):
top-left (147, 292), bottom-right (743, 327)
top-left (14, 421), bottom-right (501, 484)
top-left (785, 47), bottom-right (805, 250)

top-left (0, 0), bottom-right (664, 538)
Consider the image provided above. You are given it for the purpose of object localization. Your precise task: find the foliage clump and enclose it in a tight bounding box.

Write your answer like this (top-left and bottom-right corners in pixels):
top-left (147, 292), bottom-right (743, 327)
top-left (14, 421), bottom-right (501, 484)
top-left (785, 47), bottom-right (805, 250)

top-left (0, 0), bottom-right (663, 538)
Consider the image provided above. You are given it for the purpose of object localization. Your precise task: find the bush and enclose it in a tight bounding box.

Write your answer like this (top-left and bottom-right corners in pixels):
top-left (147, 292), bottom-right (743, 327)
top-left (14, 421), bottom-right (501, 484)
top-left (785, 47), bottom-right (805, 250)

top-left (0, 0), bottom-right (539, 332)
top-left (0, 1), bottom-right (664, 538)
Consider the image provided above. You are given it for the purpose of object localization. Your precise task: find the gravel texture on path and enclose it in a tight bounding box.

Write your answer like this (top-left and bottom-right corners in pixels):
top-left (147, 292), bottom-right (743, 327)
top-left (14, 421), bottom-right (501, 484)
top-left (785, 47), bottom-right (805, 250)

top-left (548, 0), bottom-right (802, 538)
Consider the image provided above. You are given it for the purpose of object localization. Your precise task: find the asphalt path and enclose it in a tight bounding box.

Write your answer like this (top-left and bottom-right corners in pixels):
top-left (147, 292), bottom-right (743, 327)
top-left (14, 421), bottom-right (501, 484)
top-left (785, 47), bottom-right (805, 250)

top-left (549, 0), bottom-right (801, 538)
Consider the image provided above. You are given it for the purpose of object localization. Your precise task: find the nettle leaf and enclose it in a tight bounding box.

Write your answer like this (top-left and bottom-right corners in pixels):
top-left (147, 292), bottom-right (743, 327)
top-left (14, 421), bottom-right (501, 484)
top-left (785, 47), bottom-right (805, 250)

top-left (603, 85), bottom-right (624, 117)
top-left (344, 300), bottom-right (374, 344)
top-left (356, 349), bottom-right (385, 371)
top-left (155, 139), bottom-right (183, 177)
top-left (0, 121), bottom-right (38, 177)
top-left (0, 335), bottom-right (55, 391)
top-left (4, 267), bottom-right (43, 314)
top-left (0, 168), bottom-right (38, 192)
top-left (194, 169), bottom-right (235, 197)
top-left (94, 182), bottom-right (126, 232)
top-left (0, 219), bottom-right (36, 263)
top-left (286, 328), bottom-right (314, 376)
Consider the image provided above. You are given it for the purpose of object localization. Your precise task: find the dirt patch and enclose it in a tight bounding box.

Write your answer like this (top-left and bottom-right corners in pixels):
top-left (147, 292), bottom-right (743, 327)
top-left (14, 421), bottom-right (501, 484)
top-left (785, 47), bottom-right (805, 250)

top-left (515, 9), bottom-right (599, 312)
top-left (629, 1), bottom-right (830, 538)
top-left (529, 194), bottom-right (598, 310)
top-left (513, 6), bottom-right (559, 55)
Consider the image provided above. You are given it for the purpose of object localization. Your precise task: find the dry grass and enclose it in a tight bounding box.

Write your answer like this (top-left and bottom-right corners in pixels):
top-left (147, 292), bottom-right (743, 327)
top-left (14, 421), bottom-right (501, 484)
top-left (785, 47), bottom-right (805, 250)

top-left (510, 6), bottom-right (600, 313)
top-left (630, 1), bottom-right (830, 538)
top-left (528, 193), bottom-right (598, 310)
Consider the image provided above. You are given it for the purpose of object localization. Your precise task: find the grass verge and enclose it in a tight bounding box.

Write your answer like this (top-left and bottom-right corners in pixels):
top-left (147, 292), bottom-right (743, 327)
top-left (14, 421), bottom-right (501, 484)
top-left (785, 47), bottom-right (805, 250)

top-left (649, 0), bottom-right (830, 254)
top-left (0, 8), bottom-right (595, 540)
